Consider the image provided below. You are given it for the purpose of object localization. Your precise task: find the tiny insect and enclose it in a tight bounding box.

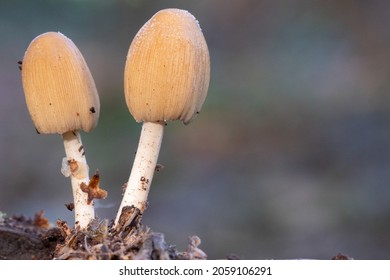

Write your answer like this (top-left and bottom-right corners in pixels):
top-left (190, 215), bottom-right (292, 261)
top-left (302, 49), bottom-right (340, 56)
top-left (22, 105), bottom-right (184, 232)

top-left (17, 60), bottom-right (22, 71)
top-left (155, 163), bottom-right (164, 172)
top-left (64, 203), bottom-right (75, 211)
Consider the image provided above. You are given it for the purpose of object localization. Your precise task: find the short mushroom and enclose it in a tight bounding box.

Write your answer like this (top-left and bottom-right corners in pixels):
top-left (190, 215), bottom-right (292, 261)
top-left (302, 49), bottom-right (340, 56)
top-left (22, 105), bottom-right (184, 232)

top-left (115, 9), bottom-right (210, 226)
top-left (21, 32), bottom-right (102, 229)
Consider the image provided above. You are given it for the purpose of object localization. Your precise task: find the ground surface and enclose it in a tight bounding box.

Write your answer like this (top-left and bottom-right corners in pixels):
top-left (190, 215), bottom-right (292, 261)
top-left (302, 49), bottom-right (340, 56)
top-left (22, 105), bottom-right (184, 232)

top-left (0, 211), bottom-right (352, 260)
top-left (0, 211), bottom-right (207, 260)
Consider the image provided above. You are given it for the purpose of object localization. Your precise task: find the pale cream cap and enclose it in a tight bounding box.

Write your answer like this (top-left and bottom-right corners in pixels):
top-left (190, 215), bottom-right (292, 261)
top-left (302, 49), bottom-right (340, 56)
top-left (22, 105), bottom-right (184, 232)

top-left (22, 32), bottom-right (100, 134)
top-left (124, 9), bottom-right (210, 124)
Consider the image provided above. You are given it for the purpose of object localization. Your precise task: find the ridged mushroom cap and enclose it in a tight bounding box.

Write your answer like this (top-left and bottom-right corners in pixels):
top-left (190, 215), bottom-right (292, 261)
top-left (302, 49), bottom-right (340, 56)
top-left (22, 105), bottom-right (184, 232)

top-left (124, 9), bottom-right (210, 124)
top-left (22, 32), bottom-right (100, 134)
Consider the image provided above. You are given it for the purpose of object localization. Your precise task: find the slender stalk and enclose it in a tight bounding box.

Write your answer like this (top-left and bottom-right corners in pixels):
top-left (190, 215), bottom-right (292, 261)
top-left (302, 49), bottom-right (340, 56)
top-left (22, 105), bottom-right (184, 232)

top-left (62, 130), bottom-right (94, 229)
top-left (115, 121), bottom-right (164, 225)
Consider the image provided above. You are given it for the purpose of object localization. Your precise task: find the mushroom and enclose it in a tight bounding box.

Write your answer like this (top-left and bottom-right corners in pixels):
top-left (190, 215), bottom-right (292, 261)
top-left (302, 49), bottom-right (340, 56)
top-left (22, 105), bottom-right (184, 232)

top-left (115, 9), bottom-right (210, 226)
top-left (21, 32), bottom-right (101, 229)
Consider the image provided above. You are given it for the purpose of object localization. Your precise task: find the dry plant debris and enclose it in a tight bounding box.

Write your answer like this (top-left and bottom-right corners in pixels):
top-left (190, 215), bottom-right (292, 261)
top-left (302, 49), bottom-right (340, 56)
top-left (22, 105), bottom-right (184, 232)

top-left (0, 210), bottom-right (207, 260)
top-left (80, 170), bottom-right (108, 205)
top-left (54, 217), bottom-right (207, 260)
top-left (0, 211), bottom-right (355, 260)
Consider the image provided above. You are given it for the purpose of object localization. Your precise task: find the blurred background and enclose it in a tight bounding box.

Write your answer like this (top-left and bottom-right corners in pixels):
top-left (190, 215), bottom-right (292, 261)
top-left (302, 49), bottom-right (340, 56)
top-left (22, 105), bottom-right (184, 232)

top-left (1, 0), bottom-right (390, 259)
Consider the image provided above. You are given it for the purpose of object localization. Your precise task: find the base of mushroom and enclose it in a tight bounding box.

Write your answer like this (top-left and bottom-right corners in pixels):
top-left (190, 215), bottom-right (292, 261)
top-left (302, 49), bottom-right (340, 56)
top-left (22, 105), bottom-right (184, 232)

top-left (0, 211), bottom-right (207, 260)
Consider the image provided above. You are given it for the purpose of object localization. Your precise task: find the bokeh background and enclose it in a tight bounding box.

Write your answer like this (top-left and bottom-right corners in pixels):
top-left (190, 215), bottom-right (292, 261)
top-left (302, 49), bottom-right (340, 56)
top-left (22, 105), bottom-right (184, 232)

top-left (1, 0), bottom-right (390, 259)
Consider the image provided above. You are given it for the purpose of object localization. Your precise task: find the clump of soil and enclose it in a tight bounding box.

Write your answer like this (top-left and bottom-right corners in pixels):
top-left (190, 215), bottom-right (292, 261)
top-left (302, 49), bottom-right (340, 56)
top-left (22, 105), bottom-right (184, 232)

top-left (0, 211), bottom-right (62, 259)
top-left (0, 211), bottom-right (207, 260)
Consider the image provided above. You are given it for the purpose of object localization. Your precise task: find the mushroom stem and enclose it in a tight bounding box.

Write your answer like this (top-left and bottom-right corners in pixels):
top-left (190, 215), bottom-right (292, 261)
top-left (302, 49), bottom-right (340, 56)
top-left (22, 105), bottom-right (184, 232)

top-left (62, 130), bottom-right (94, 229)
top-left (115, 121), bottom-right (164, 225)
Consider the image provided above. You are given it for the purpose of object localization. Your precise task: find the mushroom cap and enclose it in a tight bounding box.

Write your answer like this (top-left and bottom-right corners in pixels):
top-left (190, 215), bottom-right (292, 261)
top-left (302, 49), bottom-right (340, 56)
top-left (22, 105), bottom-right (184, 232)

top-left (22, 32), bottom-right (100, 134)
top-left (124, 8), bottom-right (210, 124)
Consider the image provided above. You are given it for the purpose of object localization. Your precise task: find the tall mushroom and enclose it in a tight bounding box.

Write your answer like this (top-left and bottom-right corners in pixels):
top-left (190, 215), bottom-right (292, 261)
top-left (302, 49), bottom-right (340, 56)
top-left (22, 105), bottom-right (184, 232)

top-left (21, 32), bottom-right (102, 229)
top-left (115, 9), bottom-right (210, 226)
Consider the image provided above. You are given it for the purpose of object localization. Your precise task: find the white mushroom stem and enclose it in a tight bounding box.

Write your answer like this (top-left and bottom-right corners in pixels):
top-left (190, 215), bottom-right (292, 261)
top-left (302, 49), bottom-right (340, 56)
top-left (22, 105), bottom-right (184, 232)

top-left (115, 121), bottom-right (164, 225)
top-left (62, 130), bottom-right (94, 229)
